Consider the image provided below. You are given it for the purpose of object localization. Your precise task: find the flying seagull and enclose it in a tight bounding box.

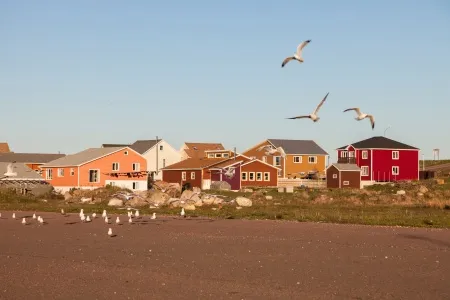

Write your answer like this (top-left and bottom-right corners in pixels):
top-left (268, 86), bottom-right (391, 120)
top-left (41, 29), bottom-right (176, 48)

top-left (3, 161), bottom-right (17, 177)
top-left (222, 167), bottom-right (236, 179)
top-left (281, 40), bottom-right (311, 67)
top-left (257, 145), bottom-right (287, 158)
top-left (343, 107), bottom-right (375, 129)
top-left (286, 92), bottom-right (329, 122)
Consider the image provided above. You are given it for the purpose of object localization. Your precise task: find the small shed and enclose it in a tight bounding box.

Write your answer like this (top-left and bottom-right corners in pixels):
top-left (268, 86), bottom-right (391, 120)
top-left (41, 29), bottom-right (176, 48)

top-left (326, 163), bottom-right (361, 189)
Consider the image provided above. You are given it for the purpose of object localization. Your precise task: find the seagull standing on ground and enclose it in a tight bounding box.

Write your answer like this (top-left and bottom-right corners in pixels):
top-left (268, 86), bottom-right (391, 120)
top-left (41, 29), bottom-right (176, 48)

top-left (151, 212), bottom-right (156, 220)
top-left (108, 228), bottom-right (112, 237)
top-left (281, 40), bottom-right (311, 67)
top-left (286, 92), bottom-right (329, 123)
top-left (343, 107), bottom-right (375, 129)
top-left (180, 208), bottom-right (185, 218)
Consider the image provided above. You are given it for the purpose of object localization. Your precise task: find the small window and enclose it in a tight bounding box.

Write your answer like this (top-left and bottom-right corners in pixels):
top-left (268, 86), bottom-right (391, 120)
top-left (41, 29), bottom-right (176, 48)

top-left (70, 168), bottom-right (75, 176)
top-left (159, 145), bottom-right (163, 151)
top-left (256, 172), bottom-right (262, 181)
top-left (264, 172), bottom-right (270, 181)
top-left (392, 151), bottom-right (399, 160)
top-left (162, 159), bottom-right (166, 168)
top-left (293, 156), bottom-right (302, 163)
top-left (132, 182), bottom-right (139, 190)
top-left (249, 172), bottom-right (255, 181)
top-left (274, 156), bottom-right (281, 166)
top-left (222, 153), bottom-right (229, 158)
top-left (191, 172), bottom-right (195, 179)
top-left (182, 171), bottom-right (186, 180)
top-left (215, 153), bottom-right (222, 158)
top-left (262, 156), bottom-right (267, 163)
top-left (132, 163), bottom-right (140, 171)
top-left (208, 153), bottom-right (214, 158)
top-left (241, 172), bottom-right (247, 181)
top-left (89, 170), bottom-right (99, 183)
top-left (361, 166), bottom-right (369, 176)
top-left (392, 166), bottom-right (399, 175)
top-left (348, 151), bottom-right (355, 158)
top-left (46, 169), bottom-right (53, 180)
top-left (332, 174), bottom-right (337, 179)
top-left (308, 156), bottom-right (317, 164)
top-left (124, 151), bottom-right (128, 155)
top-left (112, 162), bottom-right (119, 171)
top-left (57, 168), bottom-right (64, 177)
top-left (341, 151), bottom-right (348, 158)
top-left (109, 182), bottom-right (116, 186)
top-left (277, 169), bottom-right (282, 177)
top-left (343, 181), bottom-right (349, 185)
top-left (362, 151), bottom-right (368, 159)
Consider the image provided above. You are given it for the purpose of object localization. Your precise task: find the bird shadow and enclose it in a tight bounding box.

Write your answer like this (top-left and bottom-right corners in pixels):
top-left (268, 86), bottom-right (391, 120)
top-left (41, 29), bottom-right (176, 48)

top-left (397, 234), bottom-right (450, 248)
top-left (109, 234), bottom-right (117, 238)
top-left (64, 221), bottom-right (79, 225)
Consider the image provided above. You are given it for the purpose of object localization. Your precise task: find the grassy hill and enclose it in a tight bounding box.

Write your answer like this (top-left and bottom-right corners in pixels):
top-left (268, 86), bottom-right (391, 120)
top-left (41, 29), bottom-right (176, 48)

top-left (419, 160), bottom-right (450, 167)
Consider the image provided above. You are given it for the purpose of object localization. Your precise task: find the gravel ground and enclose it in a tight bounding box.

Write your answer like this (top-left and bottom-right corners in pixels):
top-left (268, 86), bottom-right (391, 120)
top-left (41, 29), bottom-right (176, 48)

top-left (0, 211), bottom-right (449, 300)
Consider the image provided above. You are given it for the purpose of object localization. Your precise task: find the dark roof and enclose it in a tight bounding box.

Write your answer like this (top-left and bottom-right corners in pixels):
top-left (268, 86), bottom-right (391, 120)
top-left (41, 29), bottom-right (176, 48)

top-left (102, 143), bottom-right (130, 148)
top-left (337, 136), bottom-right (419, 150)
top-left (129, 140), bottom-right (161, 154)
top-left (329, 163), bottom-right (361, 171)
top-left (268, 139), bottom-right (328, 155)
top-left (0, 153), bottom-right (66, 164)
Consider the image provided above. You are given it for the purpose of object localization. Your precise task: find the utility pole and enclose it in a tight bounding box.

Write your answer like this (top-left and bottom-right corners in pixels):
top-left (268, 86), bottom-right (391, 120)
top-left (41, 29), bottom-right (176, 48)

top-left (155, 135), bottom-right (159, 179)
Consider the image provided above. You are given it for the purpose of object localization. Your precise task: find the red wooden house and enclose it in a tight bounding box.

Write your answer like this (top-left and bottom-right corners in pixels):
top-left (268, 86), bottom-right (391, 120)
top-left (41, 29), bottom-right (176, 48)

top-left (336, 136), bottom-right (420, 182)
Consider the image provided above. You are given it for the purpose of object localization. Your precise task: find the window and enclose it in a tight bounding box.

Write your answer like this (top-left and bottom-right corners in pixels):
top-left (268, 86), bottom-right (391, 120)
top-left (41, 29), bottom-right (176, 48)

top-left (124, 151), bottom-right (128, 155)
top-left (249, 172), bottom-right (255, 181)
top-left (392, 166), bottom-right (399, 175)
top-left (70, 168), bottom-right (75, 176)
top-left (332, 174), bottom-right (337, 179)
top-left (132, 182), bottom-right (139, 190)
top-left (262, 156), bottom-right (267, 163)
top-left (362, 151), bottom-right (368, 159)
top-left (57, 168), bottom-right (64, 177)
top-left (182, 172), bottom-right (186, 180)
top-left (109, 182), bottom-right (116, 186)
top-left (191, 172), bottom-right (195, 179)
top-left (341, 151), bottom-right (348, 158)
top-left (208, 153), bottom-right (214, 158)
top-left (214, 153), bottom-right (221, 158)
top-left (308, 156), bottom-right (317, 164)
top-left (392, 151), bottom-right (399, 160)
top-left (264, 172), bottom-right (270, 181)
top-left (159, 145), bottom-right (163, 151)
top-left (277, 169), bottom-right (282, 177)
top-left (293, 156), bottom-right (302, 163)
top-left (112, 162), bottom-right (119, 171)
top-left (223, 153), bottom-right (229, 158)
top-left (256, 172), bottom-right (262, 181)
top-left (162, 159), bottom-right (166, 168)
top-left (348, 151), bottom-right (355, 158)
top-left (46, 169), bottom-right (53, 180)
top-left (132, 163), bottom-right (140, 171)
top-left (241, 172), bottom-right (247, 181)
top-left (361, 166), bottom-right (369, 176)
top-left (89, 170), bottom-right (99, 183)
top-left (274, 156), bottom-right (281, 166)
top-left (343, 181), bottom-right (349, 186)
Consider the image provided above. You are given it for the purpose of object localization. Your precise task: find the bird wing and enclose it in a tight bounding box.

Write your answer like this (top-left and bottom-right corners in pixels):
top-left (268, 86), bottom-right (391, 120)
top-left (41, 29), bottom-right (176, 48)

top-left (343, 107), bottom-right (361, 115)
top-left (368, 114), bottom-right (375, 129)
top-left (257, 145), bottom-right (270, 152)
top-left (281, 56), bottom-right (294, 67)
top-left (296, 40), bottom-right (311, 56)
top-left (277, 147), bottom-right (287, 158)
top-left (313, 92), bottom-right (329, 115)
top-left (286, 115), bottom-right (310, 119)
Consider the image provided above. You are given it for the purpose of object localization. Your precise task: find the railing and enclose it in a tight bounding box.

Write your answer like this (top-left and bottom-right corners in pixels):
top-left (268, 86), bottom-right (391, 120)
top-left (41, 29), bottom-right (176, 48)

top-left (337, 157), bottom-right (356, 164)
top-left (278, 178), bottom-right (326, 189)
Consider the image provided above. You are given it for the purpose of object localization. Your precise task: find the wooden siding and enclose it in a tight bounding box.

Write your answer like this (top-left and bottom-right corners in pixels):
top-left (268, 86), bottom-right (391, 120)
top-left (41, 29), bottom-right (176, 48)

top-left (241, 161), bottom-right (277, 187)
top-left (326, 165), bottom-right (361, 189)
top-left (162, 169), bottom-right (202, 188)
top-left (326, 165), bottom-right (340, 188)
top-left (210, 167), bottom-right (241, 190)
top-left (285, 154), bottom-right (327, 177)
top-left (372, 149), bottom-right (419, 181)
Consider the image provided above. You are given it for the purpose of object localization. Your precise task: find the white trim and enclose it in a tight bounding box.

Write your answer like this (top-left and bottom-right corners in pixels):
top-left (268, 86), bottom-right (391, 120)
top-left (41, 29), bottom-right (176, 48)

top-left (190, 171), bottom-right (195, 179)
top-left (70, 168), bottom-right (75, 176)
top-left (339, 170), bottom-right (341, 188)
top-left (132, 162), bottom-right (141, 171)
top-left (77, 166), bottom-right (80, 187)
top-left (181, 171), bottom-right (186, 181)
top-left (273, 155), bottom-right (282, 167)
top-left (343, 180), bottom-right (349, 186)
top-left (248, 172), bottom-right (255, 181)
top-left (241, 172), bottom-right (247, 181)
top-left (45, 169), bottom-right (53, 180)
top-left (264, 172), bottom-right (270, 181)
top-left (308, 156), bottom-right (317, 164)
top-left (162, 168), bottom-right (203, 171)
top-left (57, 168), bottom-right (64, 177)
top-left (332, 174), bottom-right (337, 179)
top-left (241, 158), bottom-right (282, 170)
top-left (293, 156), bottom-right (302, 163)
top-left (340, 151), bottom-right (348, 158)
top-left (361, 166), bottom-right (369, 176)
top-left (370, 149), bottom-right (373, 181)
top-left (361, 150), bottom-right (368, 159)
top-left (392, 151), bottom-right (399, 160)
top-left (326, 164), bottom-right (361, 172)
top-left (338, 146), bottom-right (420, 151)
top-left (88, 169), bottom-right (100, 183)
top-left (392, 166), bottom-right (399, 176)
top-left (112, 162), bottom-right (120, 171)
top-left (256, 172), bottom-right (262, 181)
top-left (418, 150), bottom-right (420, 180)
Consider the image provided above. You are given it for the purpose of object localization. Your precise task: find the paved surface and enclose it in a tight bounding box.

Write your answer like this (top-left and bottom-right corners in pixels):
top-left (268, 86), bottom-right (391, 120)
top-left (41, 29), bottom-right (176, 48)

top-left (0, 211), bottom-right (449, 300)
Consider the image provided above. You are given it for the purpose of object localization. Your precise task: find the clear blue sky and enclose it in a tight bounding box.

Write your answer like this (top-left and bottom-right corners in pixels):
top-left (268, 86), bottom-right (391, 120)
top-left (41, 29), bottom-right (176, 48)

top-left (1, 0), bottom-right (449, 161)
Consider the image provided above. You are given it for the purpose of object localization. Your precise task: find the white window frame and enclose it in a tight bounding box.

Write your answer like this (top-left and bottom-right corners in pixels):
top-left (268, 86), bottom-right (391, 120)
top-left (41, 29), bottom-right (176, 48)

top-left (132, 163), bottom-right (140, 171)
top-left (332, 174), bottom-right (337, 179)
top-left (341, 151), bottom-right (348, 158)
top-left (274, 156), bottom-right (281, 166)
top-left (308, 156), bottom-right (317, 164)
top-left (215, 153), bottom-right (222, 158)
top-left (70, 168), bottom-right (75, 176)
top-left (343, 181), bottom-right (349, 186)
top-left (277, 169), bottom-right (282, 177)
top-left (241, 172), bottom-right (247, 181)
top-left (249, 172), bottom-right (255, 181)
top-left (262, 156), bottom-right (267, 163)
top-left (293, 156), bottom-right (302, 163)
top-left (182, 172), bottom-right (186, 181)
top-left (89, 169), bottom-right (99, 183)
top-left (362, 151), bottom-right (368, 159)
top-left (392, 166), bottom-right (399, 175)
top-left (223, 153), bottom-right (229, 158)
top-left (46, 169), bottom-right (53, 180)
top-left (256, 172), bottom-right (262, 181)
top-left (208, 153), bottom-right (214, 158)
top-left (191, 172), bottom-right (195, 179)
top-left (57, 168), bottom-right (64, 177)
top-left (361, 166), bottom-right (369, 176)
top-left (132, 182), bottom-right (139, 190)
top-left (348, 151), bottom-right (355, 158)
top-left (392, 151), bottom-right (399, 160)
top-left (112, 162), bottom-right (119, 171)
top-left (263, 172), bottom-right (270, 181)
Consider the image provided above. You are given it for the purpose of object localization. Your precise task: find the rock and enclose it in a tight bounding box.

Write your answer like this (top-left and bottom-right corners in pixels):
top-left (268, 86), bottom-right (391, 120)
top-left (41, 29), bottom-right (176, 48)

top-left (242, 188), bottom-right (253, 193)
top-left (168, 198), bottom-right (181, 208)
top-left (194, 198), bottom-right (203, 207)
top-left (265, 195), bottom-right (273, 200)
top-left (72, 189), bottom-right (83, 196)
top-left (235, 196), bottom-right (252, 207)
top-left (64, 192), bottom-right (72, 201)
top-left (180, 190), bottom-right (201, 203)
top-left (201, 195), bottom-right (215, 205)
top-left (278, 187), bottom-right (284, 193)
top-left (236, 206), bottom-right (243, 210)
top-left (396, 190), bottom-right (406, 195)
top-left (418, 185), bottom-right (429, 194)
top-left (80, 197), bottom-right (91, 203)
top-left (153, 181), bottom-right (182, 197)
top-left (285, 186), bottom-right (294, 193)
top-left (213, 197), bottom-right (223, 205)
top-left (435, 179), bottom-right (445, 185)
top-left (127, 197), bottom-right (148, 207)
top-left (147, 190), bottom-right (170, 206)
top-left (210, 181), bottom-right (231, 191)
top-left (183, 204), bottom-right (196, 211)
top-left (108, 198), bottom-right (124, 207)
top-left (417, 192), bottom-right (424, 197)
top-left (192, 187), bottom-right (201, 193)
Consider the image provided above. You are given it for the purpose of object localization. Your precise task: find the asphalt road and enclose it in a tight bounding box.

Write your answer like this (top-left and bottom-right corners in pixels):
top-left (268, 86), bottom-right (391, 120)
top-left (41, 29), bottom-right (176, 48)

top-left (0, 211), bottom-right (449, 300)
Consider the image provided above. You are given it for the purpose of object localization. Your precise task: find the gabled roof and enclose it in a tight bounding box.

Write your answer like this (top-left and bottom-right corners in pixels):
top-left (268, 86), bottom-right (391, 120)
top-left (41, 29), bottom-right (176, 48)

top-left (241, 158), bottom-right (282, 170)
top-left (328, 163), bottom-right (361, 171)
top-left (162, 157), bottom-right (228, 170)
top-left (0, 143), bottom-right (10, 153)
top-left (0, 162), bottom-right (45, 180)
top-left (0, 153), bottom-right (66, 163)
top-left (40, 147), bottom-right (132, 167)
top-left (183, 142), bottom-right (225, 158)
top-left (129, 139), bottom-right (161, 154)
top-left (208, 155), bottom-right (250, 169)
top-left (268, 139), bottom-right (328, 155)
top-left (102, 143), bottom-right (130, 148)
top-left (337, 136), bottom-right (419, 150)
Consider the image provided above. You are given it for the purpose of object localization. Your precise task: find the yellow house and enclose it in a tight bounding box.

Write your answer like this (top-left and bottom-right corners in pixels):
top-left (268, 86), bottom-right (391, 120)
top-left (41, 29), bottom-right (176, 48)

top-left (242, 139), bottom-right (329, 178)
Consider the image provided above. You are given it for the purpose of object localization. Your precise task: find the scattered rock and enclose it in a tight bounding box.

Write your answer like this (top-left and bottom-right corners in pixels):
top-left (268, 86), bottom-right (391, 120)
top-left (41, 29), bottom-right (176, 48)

top-left (210, 181), bottom-right (231, 191)
top-left (265, 195), bottom-right (273, 200)
top-left (417, 192), bottom-right (424, 197)
top-left (396, 190), bottom-right (406, 195)
top-left (127, 197), bottom-right (148, 207)
top-left (192, 187), bottom-right (201, 194)
top-left (108, 198), bottom-right (123, 207)
top-left (183, 204), bottom-right (196, 211)
top-left (235, 196), bottom-right (252, 207)
top-left (242, 188), bottom-right (253, 193)
top-left (180, 190), bottom-right (200, 203)
top-left (80, 197), bottom-right (91, 203)
top-left (64, 192), bottom-right (72, 201)
top-left (418, 185), bottom-right (429, 194)
top-left (147, 190), bottom-right (170, 206)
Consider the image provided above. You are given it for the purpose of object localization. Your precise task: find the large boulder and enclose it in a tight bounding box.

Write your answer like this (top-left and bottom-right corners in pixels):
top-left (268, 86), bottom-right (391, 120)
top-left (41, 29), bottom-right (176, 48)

top-left (147, 190), bottom-right (170, 206)
top-left (211, 181), bottom-right (231, 191)
top-left (127, 196), bottom-right (148, 207)
top-left (108, 197), bottom-right (124, 207)
top-left (183, 204), bottom-right (196, 211)
top-left (153, 181), bottom-right (182, 198)
top-left (180, 190), bottom-right (201, 203)
top-left (235, 196), bottom-right (252, 207)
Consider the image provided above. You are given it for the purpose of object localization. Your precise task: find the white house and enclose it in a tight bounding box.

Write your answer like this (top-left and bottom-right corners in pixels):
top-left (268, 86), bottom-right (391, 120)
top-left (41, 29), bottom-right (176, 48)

top-left (129, 139), bottom-right (181, 180)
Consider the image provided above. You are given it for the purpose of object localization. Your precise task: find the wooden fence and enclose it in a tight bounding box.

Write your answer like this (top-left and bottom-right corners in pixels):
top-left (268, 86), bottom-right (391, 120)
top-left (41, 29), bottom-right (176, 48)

top-left (278, 178), bottom-right (326, 189)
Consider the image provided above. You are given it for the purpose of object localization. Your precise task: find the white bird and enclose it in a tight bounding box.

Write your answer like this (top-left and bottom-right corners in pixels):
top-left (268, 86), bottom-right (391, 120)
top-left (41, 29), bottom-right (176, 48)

top-left (135, 210), bottom-right (139, 218)
top-left (39, 217), bottom-right (44, 224)
top-left (0, 212), bottom-right (2, 218)
top-left (102, 210), bottom-right (107, 218)
top-left (80, 214), bottom-right (86, 222)
top-left (104, 216), bottom-right (108, 224)
top-left (61, 208), bottom-right (65, 215)
top-left (281, 40), bottom-right (311, 68)
top-left (286, 92), bottom-right (329, 123)
top-left (343, 107), bottom-right (375, 129)
top-left (128, 217), bottom-right (132, 224)
top-left (180, 208), bottom-right (185, 217)
top-left (86, 216), bottom-right (91, 222)
top-left (116, 216), bottom-right (120, 224)
top-left (92, 213), bottom-right (96, 218)
top-left (223, 167), bottom-right (236, 179)
top-left (4, 161), bottom-right (17, 177)
top-left (32, 213), bottom-right (36, 219)
top-left (127, 211), bottom-right (131, 218)
top-left (108, 228), bottom-right (112, 236)
top-left (257, 145), bottom-right (287, 158)
top-left (22, 217), bottom-right (26, 225)
top-left (12, 213), bottom-right (15, 219)
top-left (151, 212), bottom-right (156, 220)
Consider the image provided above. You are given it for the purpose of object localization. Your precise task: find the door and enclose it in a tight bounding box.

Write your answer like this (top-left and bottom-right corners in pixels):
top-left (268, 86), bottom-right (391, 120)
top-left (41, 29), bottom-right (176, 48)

top-left (202, 179), bottom-right (211, 190)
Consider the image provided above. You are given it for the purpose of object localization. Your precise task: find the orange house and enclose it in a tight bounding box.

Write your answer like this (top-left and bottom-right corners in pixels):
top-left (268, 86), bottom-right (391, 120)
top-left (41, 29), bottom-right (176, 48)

top-left (39, 147), bottom-right (148, 193)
